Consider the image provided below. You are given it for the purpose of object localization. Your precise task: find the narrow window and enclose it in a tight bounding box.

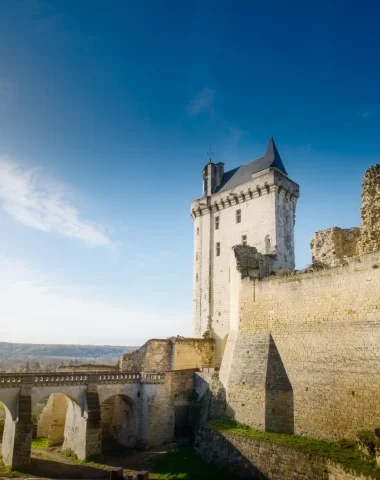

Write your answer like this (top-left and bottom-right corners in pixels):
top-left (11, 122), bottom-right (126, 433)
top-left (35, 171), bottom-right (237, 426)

top-left (236, 209), bottom-right (241, 223)
top-left (215, 216), bottom-right (219, 230)
top-left (196, 252), bottom-right (198, 261)
top-left (196, 227), bottom-right (199, 235)
top-left (196, 273), bottom-right (198, 282)
top-left (242, 235), bottom-right (247, 246)
top-left (216, 242), bottom-right (220, 256)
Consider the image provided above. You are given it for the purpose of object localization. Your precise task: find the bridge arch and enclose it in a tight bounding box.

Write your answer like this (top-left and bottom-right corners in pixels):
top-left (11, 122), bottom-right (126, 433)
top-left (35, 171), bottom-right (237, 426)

top-left (31, 385), bottom-right (86, 413)
top-left (101, 394), bottom-right (137, 450)
top-left (33, 393), bottom-right (71, 447)
top-left (1, 401), bottom-right (15, 465)
top-left (0, 389), bottom-right (20, 421)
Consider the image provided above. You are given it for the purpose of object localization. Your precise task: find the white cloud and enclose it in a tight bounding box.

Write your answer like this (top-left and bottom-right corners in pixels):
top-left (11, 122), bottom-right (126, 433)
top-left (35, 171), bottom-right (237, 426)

top-left (0, 257), bottom-right (190, 345)
top-left (0, 156), bottom-right (111, 247)
top-left (186, 87), bottom-right (215, 116)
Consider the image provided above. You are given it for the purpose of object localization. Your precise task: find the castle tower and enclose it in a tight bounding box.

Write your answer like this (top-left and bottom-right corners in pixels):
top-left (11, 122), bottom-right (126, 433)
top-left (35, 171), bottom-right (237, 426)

top-left (190, 136), bottom-right (300, 363)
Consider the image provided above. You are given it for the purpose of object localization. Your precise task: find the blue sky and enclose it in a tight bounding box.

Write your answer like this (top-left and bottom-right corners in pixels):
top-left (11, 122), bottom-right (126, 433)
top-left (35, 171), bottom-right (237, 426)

top-left (0, 0), bottom-right (379, 346)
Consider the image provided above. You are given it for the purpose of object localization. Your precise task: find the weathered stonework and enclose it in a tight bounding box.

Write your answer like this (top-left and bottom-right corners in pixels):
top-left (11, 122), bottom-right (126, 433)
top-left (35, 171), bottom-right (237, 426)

top-left (359, 165), bottom-right (380, 255)
top-left (118, 337), bottom-right (215, 372)
top-left (311, 227), bottom-right (361, 267)
top-left (220, 247), bottom-right (380, 440)
top-left (195, 429), bottom-right (377, 480)
top-left (0, 372), bottom-right (178, 467)
top-left (311, 165), bottom-right (380, 267)
top-left (37, 393), bottom-right (68, 446)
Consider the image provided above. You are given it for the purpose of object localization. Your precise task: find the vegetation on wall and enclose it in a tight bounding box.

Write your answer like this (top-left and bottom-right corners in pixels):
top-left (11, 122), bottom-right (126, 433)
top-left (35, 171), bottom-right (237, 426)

top-left (205, 419), bottom-right (380, 479)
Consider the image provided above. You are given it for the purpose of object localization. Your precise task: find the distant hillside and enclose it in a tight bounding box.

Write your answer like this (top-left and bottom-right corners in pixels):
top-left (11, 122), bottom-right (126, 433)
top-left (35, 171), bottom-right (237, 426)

top-left (0, 342), bottom-right (138, 373)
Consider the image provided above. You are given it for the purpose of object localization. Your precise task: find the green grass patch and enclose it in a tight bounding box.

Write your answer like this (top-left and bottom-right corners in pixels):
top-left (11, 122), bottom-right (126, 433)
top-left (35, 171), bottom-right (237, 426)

top-left (206, 419), bottom-right (380, 479)
top-left (31, 437), bottom-right (49, 449)
top-left (153, 446), bottom-right (240, 480)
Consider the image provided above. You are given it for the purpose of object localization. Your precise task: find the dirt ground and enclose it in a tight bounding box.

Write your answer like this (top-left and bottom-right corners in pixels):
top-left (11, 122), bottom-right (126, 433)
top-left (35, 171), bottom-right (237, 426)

top-left (1, 443), bottom-right (176, 479)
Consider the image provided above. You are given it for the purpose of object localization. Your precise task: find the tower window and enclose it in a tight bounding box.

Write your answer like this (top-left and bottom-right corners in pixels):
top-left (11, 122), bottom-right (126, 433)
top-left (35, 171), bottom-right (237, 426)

top-left (196, 273), bottom-right (198, 282)
top-left (196, 252), bottom-right (198, 261)
top-left (242, 235), bottom-right (247, 246)
top-left (215, 216), bottom-right (219, 230)
top-left (197, 227), bottom-right (199, 235)
top-left (216, 242), bottom-right (220, 256)
top-left (236, 209), bottom-right (241, 223)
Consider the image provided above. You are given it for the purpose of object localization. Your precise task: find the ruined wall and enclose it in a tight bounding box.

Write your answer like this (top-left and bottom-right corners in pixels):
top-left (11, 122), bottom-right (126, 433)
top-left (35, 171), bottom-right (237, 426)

top-left (311, 165), bottom-right (380, 267)
top-left (195, 429), bottom-right (376, 480)
top-left (171, 338), bottom-right (215, 369)
top-left (118, 338), bottom-right (215, 372)
top-left (359, 165), bottom-right (380, 254)
top-left (119, 340), bottom-right (171, 372)
top-left (221, 250), bottom-right (380, 440)
top-left (311, 227), bottom-right (361, 267)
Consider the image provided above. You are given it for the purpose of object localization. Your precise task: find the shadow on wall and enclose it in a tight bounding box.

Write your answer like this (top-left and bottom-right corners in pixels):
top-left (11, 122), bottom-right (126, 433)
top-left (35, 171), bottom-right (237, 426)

top-left (195, 428), bottom-right (268, 479)
top-left (265, 335), bottom-right (294, 434)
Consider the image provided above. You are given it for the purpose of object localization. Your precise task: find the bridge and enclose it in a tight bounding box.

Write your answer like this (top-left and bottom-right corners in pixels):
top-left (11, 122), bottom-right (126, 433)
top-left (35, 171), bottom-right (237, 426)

top-left (0, 370), bottom-right (175, 469)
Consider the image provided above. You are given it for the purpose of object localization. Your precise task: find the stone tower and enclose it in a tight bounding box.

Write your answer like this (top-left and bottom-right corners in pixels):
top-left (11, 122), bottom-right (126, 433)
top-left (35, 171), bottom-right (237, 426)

top-left (190, 136), bottom-right (300, 363)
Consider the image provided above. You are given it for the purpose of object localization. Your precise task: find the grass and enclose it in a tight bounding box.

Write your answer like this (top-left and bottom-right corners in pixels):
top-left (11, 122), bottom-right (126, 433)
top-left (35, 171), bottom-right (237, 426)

top-left (153, 446), bottom-right (240, 480)
top-left (206, 418), bottom-right (380, 479)
top-left (31, 437), bottom-right (48, 449)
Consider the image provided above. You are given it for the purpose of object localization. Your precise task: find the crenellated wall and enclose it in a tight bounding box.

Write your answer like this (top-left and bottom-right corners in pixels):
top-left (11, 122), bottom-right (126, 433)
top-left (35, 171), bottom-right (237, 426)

top-left (220, 247), bottom-right (380, 441)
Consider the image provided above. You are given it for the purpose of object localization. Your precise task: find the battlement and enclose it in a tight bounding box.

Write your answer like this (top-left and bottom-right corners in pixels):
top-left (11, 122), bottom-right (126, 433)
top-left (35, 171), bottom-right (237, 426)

top-left (191, 167), bottom-right (299, 218)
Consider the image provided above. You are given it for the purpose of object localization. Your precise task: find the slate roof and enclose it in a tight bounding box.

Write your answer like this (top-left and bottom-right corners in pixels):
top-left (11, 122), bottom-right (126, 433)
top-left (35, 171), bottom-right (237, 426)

top-left (214, 135), bottom-right (287, 193)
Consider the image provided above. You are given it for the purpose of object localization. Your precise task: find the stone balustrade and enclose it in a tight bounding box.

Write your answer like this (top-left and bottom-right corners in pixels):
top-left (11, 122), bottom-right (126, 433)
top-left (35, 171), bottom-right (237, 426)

top-left (0, 371), bottom-right (165, 387)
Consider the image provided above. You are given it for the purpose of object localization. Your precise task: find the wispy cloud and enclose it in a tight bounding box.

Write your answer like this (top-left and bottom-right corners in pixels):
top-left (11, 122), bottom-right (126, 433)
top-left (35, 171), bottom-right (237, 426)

top-left (186, 87), bottom-right (215, 117)
top-left (0, 256), bottom-right (190, 345)
top-left (345, 109), bottom-right (380, 126)
top-left (0, 156), bottom-right (111, 247)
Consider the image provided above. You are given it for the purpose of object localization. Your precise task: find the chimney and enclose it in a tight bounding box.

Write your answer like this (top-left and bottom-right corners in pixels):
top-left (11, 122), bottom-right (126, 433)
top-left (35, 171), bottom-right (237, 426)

top-left (216, 162), bottom-right (224, 188)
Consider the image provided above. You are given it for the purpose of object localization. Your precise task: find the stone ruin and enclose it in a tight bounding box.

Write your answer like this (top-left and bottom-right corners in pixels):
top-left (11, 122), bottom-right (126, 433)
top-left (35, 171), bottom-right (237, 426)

top-left (311, 164), bottom-right (380, 267)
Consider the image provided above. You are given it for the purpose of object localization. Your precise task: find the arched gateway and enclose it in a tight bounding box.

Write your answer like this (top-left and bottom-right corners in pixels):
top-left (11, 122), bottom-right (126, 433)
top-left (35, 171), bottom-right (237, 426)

top-left (0, 371), bottom-right (172, 469)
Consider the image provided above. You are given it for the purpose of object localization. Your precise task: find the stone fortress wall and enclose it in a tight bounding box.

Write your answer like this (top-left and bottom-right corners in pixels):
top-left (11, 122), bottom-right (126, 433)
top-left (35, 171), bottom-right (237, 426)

top-left (220, 164), bottom-right (380, 441)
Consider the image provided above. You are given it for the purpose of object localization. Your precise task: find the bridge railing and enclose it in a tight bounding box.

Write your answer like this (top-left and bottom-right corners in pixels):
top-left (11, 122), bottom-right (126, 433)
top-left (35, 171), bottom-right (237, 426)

top-left (0, 371), bottom-right (166, 387)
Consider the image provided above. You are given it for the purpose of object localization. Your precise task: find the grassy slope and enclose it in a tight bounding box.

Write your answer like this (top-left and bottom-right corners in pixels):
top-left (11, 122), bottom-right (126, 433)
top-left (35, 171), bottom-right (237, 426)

top-left (0, 442), bottom-right (239, 480)
top-left (206, 419), bottom-right (380, 479)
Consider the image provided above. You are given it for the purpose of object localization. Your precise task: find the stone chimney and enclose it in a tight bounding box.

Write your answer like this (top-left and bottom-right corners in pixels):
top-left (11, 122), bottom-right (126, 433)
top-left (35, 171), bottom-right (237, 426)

top-left (216, 162), bottom-right (224, 188)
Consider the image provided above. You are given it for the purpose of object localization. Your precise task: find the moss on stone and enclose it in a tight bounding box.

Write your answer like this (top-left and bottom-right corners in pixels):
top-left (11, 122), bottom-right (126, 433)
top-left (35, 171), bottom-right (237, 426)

top-left (205, 418), bottom-right (380, 479)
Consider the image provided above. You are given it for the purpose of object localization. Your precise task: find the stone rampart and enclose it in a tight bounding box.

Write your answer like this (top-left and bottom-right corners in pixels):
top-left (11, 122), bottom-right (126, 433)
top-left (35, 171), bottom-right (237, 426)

top-left (195, 429), bottom-right (377, 480)
top-left (221, 249), bottom-right (380, 440)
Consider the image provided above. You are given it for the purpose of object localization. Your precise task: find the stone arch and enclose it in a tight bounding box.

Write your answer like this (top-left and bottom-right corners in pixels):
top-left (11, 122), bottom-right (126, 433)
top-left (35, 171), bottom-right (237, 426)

top-left (0, 401), bottom-right (13, 464)
top-left (31, 385), bottom-right (86, 412)
top-left (100, 394), bottom-right (137, 451)
top-left (33, 393), bottom-right (69, 447)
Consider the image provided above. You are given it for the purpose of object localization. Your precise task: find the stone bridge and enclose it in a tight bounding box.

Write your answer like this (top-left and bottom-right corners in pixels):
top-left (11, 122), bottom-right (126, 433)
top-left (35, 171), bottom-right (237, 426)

top-left (0, 371), bottom-right (174, 468)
